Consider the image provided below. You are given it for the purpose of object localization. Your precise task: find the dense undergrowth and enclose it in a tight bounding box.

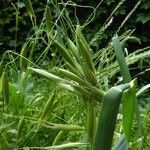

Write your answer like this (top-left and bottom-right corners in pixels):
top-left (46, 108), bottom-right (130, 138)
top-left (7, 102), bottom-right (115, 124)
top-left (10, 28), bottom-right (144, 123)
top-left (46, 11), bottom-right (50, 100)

top-left (0, 0), bottom-right (150, 149)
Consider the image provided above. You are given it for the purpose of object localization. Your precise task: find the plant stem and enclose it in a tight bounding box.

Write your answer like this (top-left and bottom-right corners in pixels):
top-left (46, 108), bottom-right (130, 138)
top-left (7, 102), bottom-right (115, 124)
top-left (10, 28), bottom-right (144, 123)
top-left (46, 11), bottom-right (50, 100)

top-left (87, 100), bottom-right (96, 148)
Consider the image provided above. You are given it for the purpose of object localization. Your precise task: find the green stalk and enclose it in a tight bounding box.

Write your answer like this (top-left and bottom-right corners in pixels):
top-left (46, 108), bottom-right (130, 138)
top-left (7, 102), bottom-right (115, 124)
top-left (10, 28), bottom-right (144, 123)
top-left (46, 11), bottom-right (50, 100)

top-left (27, 142), bottom-right (89, 149)
top-left (87, 100), bottom-right (96, 148)
top-left (53, 130), bottom-right (64, 146)
top-left (1, 72), bottom-right (9, 107)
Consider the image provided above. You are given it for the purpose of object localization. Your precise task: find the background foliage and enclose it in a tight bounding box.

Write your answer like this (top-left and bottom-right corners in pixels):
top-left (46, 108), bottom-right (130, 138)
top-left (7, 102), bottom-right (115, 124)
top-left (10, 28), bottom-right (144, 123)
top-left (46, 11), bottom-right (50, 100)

top-left (0, 0), bottom-right (150, 53)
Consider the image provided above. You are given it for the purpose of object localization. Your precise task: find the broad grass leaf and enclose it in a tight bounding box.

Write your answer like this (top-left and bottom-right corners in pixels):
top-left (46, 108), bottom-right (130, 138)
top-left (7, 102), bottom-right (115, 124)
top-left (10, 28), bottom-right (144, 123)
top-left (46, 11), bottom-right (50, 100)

top-left (93, 84), bottom-right (129, 150)
top-left (122, 79), bottom-right (136, 141)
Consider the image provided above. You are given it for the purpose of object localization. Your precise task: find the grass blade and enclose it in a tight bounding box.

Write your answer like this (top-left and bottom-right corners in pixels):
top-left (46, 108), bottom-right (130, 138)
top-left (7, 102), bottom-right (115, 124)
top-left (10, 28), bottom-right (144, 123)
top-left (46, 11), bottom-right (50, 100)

top-left (29, 67), bottom-right (68, 84)
top-left (76, 25), bottom-right (95, 74)
top-left (67, 38), bottom-right (80, 62)
top-left (76, 25), bottom-right (89, 48)
top-left (136, 84), bottom-right (150, 97)
top-left (40, 91), bottom-right (56, 120)
top-left (45, 6), bottom-right (52, 40)
top-left (26, 142), bottom-right (89, 149)
top-left (1, 72), bottom-right (9, 106)
top-left (54, 40), bottom-right (75, 68)
top-left (112, 36), bottom-right (144, 148)
top-left (93, 84), bottom-right (129, 150)
top-left (24, 0), bottom-right (35, 17)
top-left (53, 130), bottom-right (64, 146)
top-left (78, 39), bottom-right (94, 73)
top-left (17, 117), bottom-right (25, 140)
top-left (28, 67), bottom-right (74, 91)
top-left (56, 68), bottom-right (88, 86)
top-left (20, 43), bottom-right (29, 71)
top-left (112, 35), bottom-right (131, 83)
top-left (122, 79), bottom-right (136, 141)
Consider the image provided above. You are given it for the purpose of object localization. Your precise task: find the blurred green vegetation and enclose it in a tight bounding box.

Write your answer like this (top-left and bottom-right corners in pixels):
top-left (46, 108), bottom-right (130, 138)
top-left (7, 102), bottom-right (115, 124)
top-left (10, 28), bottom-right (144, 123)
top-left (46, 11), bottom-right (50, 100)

top-left (0, 0), bottom-right (150, 53)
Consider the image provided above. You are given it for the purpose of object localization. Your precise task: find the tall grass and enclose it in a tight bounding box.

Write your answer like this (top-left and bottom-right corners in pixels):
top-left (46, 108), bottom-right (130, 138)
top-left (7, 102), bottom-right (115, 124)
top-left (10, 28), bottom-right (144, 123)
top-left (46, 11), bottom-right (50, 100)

top-left (0, 0), bottom-right (150, 149)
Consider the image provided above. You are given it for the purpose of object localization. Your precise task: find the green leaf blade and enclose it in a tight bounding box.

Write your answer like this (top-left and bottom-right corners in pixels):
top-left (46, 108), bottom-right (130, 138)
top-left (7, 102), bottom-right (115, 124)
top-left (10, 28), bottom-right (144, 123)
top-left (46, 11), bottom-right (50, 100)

top-left (122, 79), bottom-right (136, 141)
top-left (93, 84), bottom-right (129, 150)
top-left (112, 36), bottom-right (131, 83)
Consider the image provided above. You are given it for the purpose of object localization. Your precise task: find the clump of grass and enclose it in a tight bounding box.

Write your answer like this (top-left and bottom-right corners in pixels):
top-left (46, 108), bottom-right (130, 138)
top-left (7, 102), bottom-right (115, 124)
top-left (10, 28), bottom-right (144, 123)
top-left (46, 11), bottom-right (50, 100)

top-left (0, 0), bottom-right (150, 149)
